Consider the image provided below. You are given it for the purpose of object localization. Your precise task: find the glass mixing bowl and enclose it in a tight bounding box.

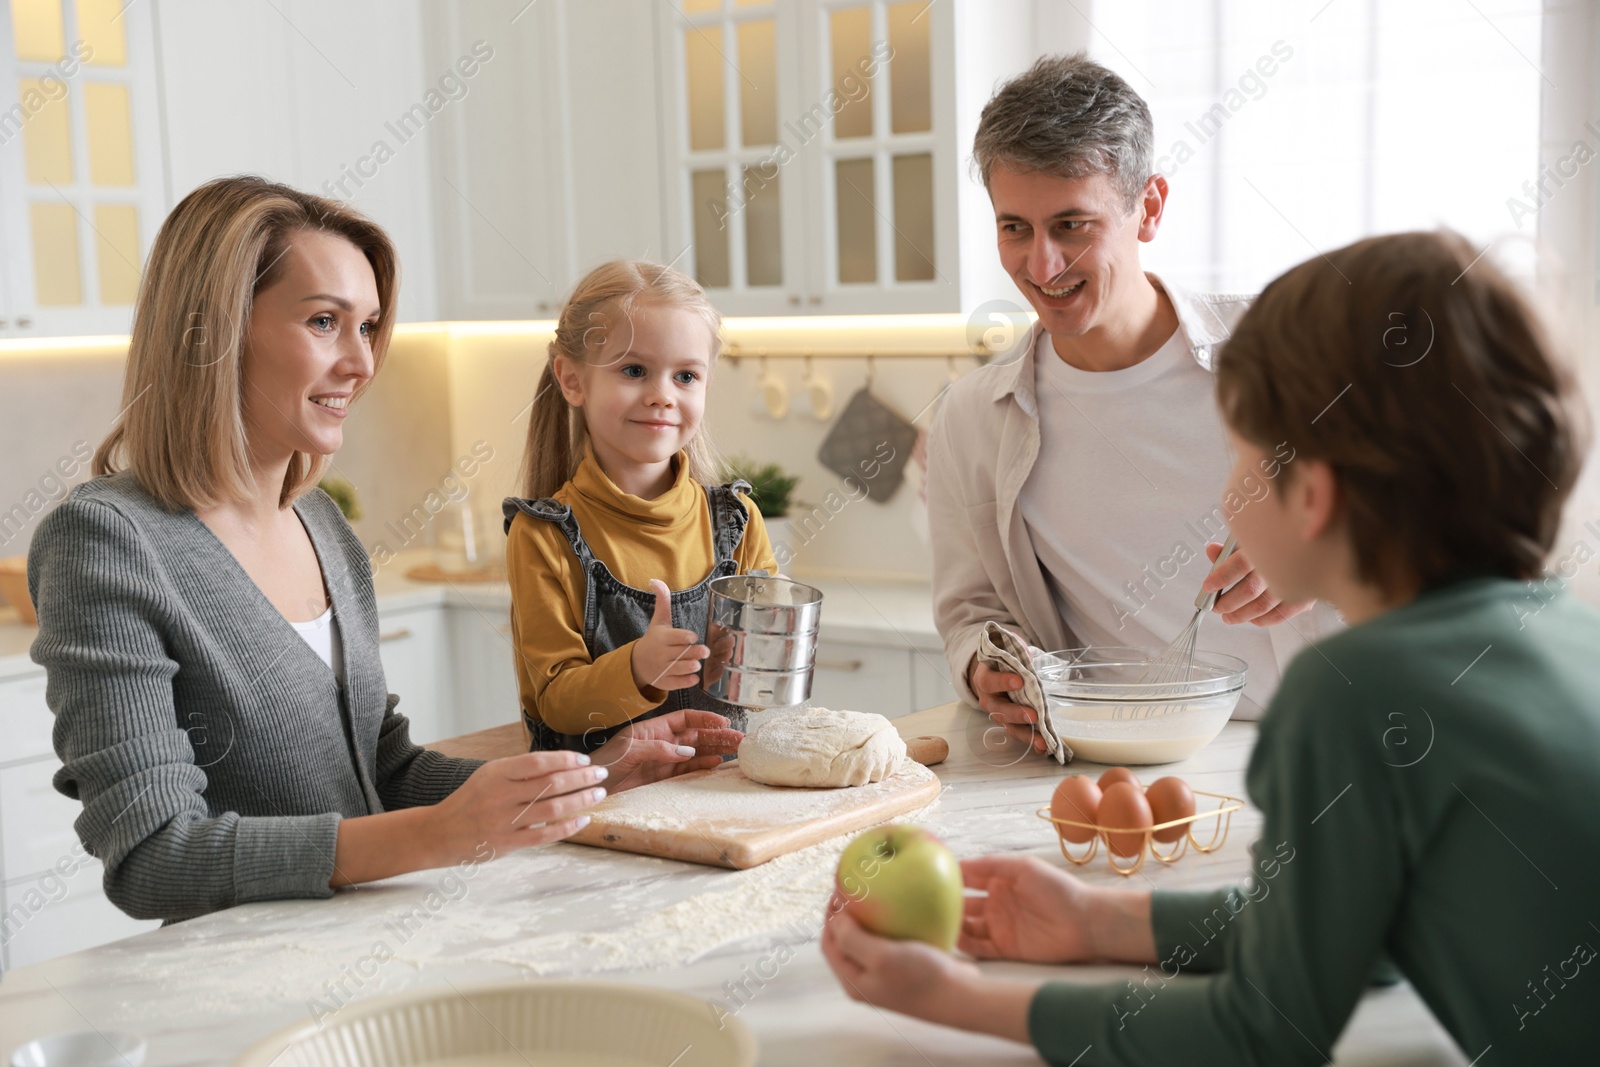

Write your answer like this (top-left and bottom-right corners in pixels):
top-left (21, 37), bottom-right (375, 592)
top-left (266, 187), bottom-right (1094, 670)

top-left (1034, 647), bottom-right (1247, 765)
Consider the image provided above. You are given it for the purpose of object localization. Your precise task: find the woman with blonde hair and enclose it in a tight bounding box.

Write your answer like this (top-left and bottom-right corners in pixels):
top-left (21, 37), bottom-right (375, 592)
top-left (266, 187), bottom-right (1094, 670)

top-left (27, 177), bottom-right (738, 923)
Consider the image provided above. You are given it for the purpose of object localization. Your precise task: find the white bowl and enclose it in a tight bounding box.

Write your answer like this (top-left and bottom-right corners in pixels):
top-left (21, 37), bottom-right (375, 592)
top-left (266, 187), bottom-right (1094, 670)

top-left (10, 1031), bottom-right (146, 1067)
top-left (1036, 647), bottom-right (1246, 765)
top-left (232, 980), bottom-right (756, 1067)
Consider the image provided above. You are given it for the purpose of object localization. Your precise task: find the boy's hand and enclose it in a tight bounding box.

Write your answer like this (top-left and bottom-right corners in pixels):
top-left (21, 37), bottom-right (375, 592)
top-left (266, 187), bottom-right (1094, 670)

top-left (1203, 541), bottom-right (1315, 626)
top-left (821, 892), bottom-right (981, 1019)
top-left (631, 579), bottom-right (710, 693)
top-left (958, 854), bottom-right (1097, 963)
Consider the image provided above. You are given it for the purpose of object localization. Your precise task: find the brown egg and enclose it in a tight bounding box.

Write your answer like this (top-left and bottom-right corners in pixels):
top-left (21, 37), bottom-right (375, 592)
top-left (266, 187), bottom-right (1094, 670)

top-left (1146, 776), bottom-right (1196, 843)
top-left (1098, 767), bottom-right (1141, 792)
top-left (1098, 781), bottom-right (1154, 858)
top-left (1049, 775), bottom-right (1103, 843)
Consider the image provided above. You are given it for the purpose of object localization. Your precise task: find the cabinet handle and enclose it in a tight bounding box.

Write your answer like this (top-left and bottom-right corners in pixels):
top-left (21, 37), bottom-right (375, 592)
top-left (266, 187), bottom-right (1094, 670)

top-left (379, 627), bottom-right (413, 643)
top-left (788, 294), bottom-right (802, 306)
top-left (0, 317), bottom-right (7, 329)
top-left (815, 657), bottom-right (863, 672)
top-left (807, 296), bottom-right (822, 306)
top-left (17, 316), bottom-right (31, 327)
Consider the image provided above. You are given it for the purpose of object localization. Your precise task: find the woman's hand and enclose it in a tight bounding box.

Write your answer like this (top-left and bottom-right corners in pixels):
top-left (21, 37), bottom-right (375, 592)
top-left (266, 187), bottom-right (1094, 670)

top-left (631, 580), bottom-right (711, 692)
top-left (961, 854), bottom-right (1157, 964)
top-left (590, 708), bottom-right (744, 792)
top-left (426, 750), bottom-right (606, 864)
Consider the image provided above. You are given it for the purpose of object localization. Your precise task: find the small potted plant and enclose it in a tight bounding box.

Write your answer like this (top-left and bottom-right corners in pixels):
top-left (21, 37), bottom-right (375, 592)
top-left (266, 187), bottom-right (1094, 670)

top-left (728, 456), bottom-right (800, 563)
top-left (318, 475), bottom-right (363, 522)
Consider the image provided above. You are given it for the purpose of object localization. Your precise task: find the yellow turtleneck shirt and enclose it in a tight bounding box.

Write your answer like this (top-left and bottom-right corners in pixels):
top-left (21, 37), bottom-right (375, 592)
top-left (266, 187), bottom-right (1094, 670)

top-left (506, 449), bottom-right (778, 741)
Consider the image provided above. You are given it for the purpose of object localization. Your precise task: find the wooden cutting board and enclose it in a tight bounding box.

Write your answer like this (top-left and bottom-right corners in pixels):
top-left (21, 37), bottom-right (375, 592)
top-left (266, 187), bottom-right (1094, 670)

top-left (567, 759), bottom-right (943, 869)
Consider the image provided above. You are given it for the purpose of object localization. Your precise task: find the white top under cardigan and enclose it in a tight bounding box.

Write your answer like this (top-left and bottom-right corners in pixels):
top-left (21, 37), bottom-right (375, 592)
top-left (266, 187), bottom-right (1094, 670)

top-left (289, 604), bottom-right (345, 681)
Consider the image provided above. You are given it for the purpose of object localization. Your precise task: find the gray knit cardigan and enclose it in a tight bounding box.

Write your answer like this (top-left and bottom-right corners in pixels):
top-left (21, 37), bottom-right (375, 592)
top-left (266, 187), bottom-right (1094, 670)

top-left (27, 472), bottom-right (484, 922)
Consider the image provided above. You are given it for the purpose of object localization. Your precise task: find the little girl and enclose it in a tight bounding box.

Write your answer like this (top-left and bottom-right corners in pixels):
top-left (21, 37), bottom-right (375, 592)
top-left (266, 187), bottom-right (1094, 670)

top-left (504, 260), bottom-right (778, 752)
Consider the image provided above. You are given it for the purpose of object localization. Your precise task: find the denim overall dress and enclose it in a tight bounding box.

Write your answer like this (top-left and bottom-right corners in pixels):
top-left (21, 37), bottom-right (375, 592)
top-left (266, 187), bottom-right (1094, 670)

top-left (503, 479), bottom-right (754, 753)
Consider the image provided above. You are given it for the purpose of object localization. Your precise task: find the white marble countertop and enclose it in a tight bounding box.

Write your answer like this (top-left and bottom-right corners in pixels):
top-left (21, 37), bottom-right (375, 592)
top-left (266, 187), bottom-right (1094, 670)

top-left (0, 703), bottom-right (1463, 1066)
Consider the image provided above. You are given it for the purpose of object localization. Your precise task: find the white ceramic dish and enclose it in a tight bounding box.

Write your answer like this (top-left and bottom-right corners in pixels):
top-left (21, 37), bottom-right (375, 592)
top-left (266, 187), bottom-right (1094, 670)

top-left (231, 981), bottom-right (756, 1067)
top-left (9, 1030), bottom-right (146, 1067)
top-left (1036, 647), bottom-right (1246, 765)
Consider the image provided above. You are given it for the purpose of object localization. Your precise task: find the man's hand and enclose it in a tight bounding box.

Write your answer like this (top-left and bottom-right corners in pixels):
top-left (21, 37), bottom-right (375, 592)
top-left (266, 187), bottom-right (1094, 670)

top-left (630, 579), bottom-right (710, 692)
top-left (968, 659), bottom-right (1049, 755)
top-left (1203, 541), bottom-right (1314, 626)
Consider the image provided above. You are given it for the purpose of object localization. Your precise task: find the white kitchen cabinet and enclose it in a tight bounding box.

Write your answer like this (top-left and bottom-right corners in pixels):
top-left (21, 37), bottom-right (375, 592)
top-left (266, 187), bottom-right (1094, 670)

top-left (3, 861), bottom-right (158, 971)
top-left (4, 666), bottom-right (53, 763)
top-left (446, 602), bottom-right (521, 736)
top-left (657, 0), bottom-right (1027, 316)
top-left (374, 603), bottom-right (452, 744)
top-left (0, 0), bottom-right (167, 338)
top-left (0, 758), bottom-right (79, 880)
top-left (424, 0), bottom-right (667, 320)
top-left (153, 0), bottom-right (440, 323)
top-left (0, 666), bottom-right (160, 973)
top-left (807, 638), bottom-right (913, 717)
top-left (910, 646), bottom-right (958, 709)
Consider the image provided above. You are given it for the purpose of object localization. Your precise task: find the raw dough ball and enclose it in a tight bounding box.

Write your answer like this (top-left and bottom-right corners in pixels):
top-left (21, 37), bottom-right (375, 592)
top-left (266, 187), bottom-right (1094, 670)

top-left (739, 707), bottom-right (906, 788)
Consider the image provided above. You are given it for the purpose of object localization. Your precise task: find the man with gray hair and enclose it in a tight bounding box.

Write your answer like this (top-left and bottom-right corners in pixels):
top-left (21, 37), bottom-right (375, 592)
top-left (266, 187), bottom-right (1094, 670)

top-left (928, 52), bottom-right (1337, 749)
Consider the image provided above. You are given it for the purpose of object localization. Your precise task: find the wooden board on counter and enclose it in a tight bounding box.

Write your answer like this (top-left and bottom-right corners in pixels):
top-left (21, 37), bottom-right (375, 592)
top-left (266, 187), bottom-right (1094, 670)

top-left (568, 760), bottom-right (943, 869)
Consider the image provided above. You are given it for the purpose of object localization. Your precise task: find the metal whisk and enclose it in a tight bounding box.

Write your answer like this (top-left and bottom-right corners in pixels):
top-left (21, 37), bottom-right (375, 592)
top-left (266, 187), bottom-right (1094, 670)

top-left (1138, 532), bottom-right (1238, 690)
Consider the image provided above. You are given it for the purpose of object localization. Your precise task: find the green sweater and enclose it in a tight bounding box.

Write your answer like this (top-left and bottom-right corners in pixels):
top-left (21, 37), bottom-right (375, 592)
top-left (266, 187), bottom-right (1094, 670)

top-left (1029, 578), bottom-right (1600, 1064)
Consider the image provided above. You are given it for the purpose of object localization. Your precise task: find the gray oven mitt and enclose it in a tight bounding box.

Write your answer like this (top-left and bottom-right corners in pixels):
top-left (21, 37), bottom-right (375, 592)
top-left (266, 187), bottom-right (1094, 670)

top-left (977, 621), bottom-right (1071, 764)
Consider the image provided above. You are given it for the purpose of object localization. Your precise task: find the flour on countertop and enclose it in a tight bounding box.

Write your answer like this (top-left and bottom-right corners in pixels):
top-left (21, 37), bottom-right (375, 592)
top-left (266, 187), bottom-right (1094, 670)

top-left (86, 794), bottom-right (943, 1026)
top-left (469, 796), bottom-right (942, 976)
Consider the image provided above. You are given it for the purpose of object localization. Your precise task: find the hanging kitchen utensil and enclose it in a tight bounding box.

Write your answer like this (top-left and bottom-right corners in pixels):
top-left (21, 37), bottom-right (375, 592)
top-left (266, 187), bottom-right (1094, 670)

top-left (802, 355), bottom-right (835, 421)
top-left (747, 356), bottom-right (789, 420)
top-left (816, 359), bottom-right (918, 503)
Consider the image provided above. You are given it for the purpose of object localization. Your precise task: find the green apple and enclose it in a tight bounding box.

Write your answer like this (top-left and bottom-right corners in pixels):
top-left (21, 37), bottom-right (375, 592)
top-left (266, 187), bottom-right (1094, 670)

top-left (835, 825), bottom-right (963, 951)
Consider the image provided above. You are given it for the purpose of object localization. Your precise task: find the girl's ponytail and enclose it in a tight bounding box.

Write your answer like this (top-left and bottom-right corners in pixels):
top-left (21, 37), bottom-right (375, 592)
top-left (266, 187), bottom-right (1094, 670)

top-left (519, 342), bottom-right (581, 499)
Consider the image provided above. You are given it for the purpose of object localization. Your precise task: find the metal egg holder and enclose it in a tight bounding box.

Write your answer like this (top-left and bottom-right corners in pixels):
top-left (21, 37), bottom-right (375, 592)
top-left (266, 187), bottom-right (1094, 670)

top-left (1035, 788), bottom-right (1246, 876)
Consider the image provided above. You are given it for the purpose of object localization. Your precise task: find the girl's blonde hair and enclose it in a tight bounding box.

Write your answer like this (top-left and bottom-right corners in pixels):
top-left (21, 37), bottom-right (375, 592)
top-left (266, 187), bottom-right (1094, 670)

top-left (520, 259), bottom-right (726, 499)
top-left (93, 175), bottom-right (399, 511)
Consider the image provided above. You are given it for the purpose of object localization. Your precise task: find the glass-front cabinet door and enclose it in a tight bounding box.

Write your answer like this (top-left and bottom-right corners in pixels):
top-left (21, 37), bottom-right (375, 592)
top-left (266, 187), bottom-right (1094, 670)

top-left (662, 0), bottom-right (956, 315)
top-left (668, 0), bottom-right (808, 315)
top-left (811, 0), bottom-right (953, 313)
top-left (0, 0), bottom-right (166, 338)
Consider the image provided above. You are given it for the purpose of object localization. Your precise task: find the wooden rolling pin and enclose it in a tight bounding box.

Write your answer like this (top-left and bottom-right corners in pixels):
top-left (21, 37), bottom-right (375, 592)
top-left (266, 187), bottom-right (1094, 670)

top-left (906, 735), bottom-right (949, 767)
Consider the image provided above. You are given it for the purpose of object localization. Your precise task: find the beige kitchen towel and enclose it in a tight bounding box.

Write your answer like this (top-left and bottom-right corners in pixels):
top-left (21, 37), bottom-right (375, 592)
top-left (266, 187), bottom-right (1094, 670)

top-left (977, 621), bottom-right (1070, 764)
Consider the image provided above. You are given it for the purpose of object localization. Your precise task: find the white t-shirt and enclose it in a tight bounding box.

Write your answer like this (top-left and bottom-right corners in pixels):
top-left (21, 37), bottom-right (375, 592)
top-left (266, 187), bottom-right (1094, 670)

top-left (290, 605), bottom-right (345, 682)
top-left (1019, 326), bottom-right (1283, 718)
